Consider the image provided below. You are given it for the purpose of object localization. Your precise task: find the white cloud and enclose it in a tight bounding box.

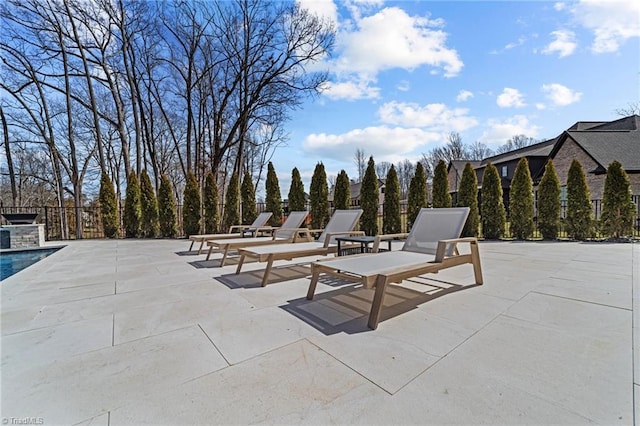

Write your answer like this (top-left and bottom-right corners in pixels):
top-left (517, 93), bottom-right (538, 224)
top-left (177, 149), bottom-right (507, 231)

top-left (542, 83), bottom-right (582, 106)
top-left (496, 88), bottom-right (526, 108)
top-left (542, 30), bottom-right (577, 57)
top-left (536, 103), bottom-right (547, 110)
top-left (330, 6), bottom-right (463, 78)
top-left (554, 2), bottom-right (567, 11)
top-left (302, 126), bottom-right (441, 163)
top-left (479, 116), bottom-right (540, 144)
top-left (320, 79), bottom-right (380, 101)
top-left (569, 0), bottom-right (640, 53)
top-left (505, 36), bottom-right (527, 50)
top-left (456, 90), bottom-right (474, 102)
top-left (396, 80), bottom-right (410, 92)
top-left (296, 0), bottom-right (338, 25)
top-left (378, 101), bottom-right (478, 132)
top-left (490, 36), bottom-right (527, 55)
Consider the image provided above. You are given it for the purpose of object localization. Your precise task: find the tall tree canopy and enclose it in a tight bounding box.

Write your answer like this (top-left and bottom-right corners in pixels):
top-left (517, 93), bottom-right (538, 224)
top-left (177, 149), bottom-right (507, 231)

top-left (0, 0), bottom-right (334, 237)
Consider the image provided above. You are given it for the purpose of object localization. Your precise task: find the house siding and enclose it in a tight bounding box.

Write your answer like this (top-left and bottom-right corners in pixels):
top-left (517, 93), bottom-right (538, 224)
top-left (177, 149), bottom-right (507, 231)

top-left (552, 136), bottom-right (606, 199)
top-left (448, 167), bottom-right (462, 192)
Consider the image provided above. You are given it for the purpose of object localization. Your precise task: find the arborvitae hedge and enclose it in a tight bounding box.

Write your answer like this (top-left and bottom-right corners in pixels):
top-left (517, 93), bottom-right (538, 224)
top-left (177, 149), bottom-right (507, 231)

top-left (481, 163), bottom-right (506, 239)
top-left (265, 162), bottom-right (283, 226)
top-left (241, 170), bottom-right (257, 225)
top-left (333, 170), bottom-right (351, 210)
top-left (407, 162), bottom-right (428, 230)
top-left (223, 172), bottom-right (240, 231)
top-left (360, 156), bottom-right (379, 236)
top-left (139, 169), bottom-right (159, 238)
top-left (288, 167), bottom-right (306, 212)
top-left (509, 158), bottom-right (534, 239)
top-left (158, 174), bottom-right (178, 238)
top-left (566, 160), bottom-right (593, 240)
top-left (601, 160), bottom-right (635, 238)
top-left (99, 173), bottom-right (119, 238)
top-left (309, 162), bottom-right (330, 229)
top-left (432, 160), bottom-right (452, 208)
top-left (124, 171), bottom-right (142, 238)
top-left (182, 171), bottom-right (201, 236)
top-left (383, 165), bottom-right (401, 234)
top-left (537, 159), bottom-right (561, 240)
top-left (457, 162), bottom-right (479, 237)
top-left (203, 171), bottom-right (219, 234)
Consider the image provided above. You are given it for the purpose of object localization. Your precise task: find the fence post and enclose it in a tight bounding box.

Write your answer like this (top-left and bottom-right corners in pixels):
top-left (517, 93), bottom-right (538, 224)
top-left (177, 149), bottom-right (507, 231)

top-left (44, 206), bottom-right (49, 241)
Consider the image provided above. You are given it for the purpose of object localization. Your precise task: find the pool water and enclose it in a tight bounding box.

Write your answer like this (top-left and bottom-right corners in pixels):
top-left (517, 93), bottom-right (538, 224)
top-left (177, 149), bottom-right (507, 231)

top-left (1, 248), bottom-right (61, 281)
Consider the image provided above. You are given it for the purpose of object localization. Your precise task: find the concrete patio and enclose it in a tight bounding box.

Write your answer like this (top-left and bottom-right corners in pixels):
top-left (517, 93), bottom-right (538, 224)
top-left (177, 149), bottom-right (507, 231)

top-left (1, 238), bottom-right (637, 425)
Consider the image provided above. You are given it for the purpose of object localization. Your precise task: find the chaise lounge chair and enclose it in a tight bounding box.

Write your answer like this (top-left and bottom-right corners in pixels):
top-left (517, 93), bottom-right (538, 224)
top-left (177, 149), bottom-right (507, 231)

top-left (204, 211), bottom-right (310, 265)
top-left (306, 207), bottom-right (483, 330)
top-left (234, 209), bottom-right (364, 287)
top-left (188, 212), bottom-right (273, 254)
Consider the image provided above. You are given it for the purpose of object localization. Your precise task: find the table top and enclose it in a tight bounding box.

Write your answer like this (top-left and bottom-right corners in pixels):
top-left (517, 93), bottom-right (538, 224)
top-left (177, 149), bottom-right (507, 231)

top-left (335, 235), bottom-right (375, 243)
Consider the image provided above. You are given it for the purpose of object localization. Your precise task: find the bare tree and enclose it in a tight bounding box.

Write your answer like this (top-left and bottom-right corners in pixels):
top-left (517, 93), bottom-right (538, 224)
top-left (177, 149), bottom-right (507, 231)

top-left (354, 148), bottom-right (366, 182)
top-left (396, 159), bottom-right (415, 199)
top-left (468, 140), bottom-right (493, 160)
top-left (375, 161), bottom-right (392, 180)
top-left (0, 106), bottom-right (17, 204)
top-left (615, 102), bottom-right (640, 117)
top-left (495, 134), bottom-right (537, 154)
top-left (422, 132), bottom-right (470, 178)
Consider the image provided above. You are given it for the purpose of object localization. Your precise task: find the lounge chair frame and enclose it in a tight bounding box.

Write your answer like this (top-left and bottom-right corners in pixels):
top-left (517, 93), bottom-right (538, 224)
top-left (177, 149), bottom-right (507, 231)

top-left (306, 208), bottom-right (483, 329)
top-left (234, 209), bottom-right (364, 287)
top-left (188, 212), bottom-right (274, 254)
top-left (205, 211), bottom-right (310, 265)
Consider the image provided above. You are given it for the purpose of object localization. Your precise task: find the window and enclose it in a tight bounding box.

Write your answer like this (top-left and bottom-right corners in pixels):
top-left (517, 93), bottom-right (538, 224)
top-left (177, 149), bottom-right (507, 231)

top-left (501, 165), bottom-right (508, 177)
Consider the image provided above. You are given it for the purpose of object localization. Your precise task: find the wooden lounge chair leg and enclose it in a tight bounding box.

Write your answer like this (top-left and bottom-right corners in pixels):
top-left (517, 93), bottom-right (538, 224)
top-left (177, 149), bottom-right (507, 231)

top-left (220, 246), bottom-right (230, 267)
top-left (368, 275), bottom-right (390, 330)
top-left (206, 245), bottom-right (214, 261)
top-left (198, 240), bottom-right (206, 254)
top-left (189, 240), bottom-right (195, 251)
top-left (236, 254), bottom-right (246, 274)
top-left (307, 265), bottom-right (321, 300)
top-left (470, 240), bottom-right (483, 285)
top-left (261, 254), bottom-right (275, 287)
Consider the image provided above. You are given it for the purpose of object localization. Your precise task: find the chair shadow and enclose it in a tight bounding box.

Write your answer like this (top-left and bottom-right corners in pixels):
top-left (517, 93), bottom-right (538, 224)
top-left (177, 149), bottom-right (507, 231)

top-left (281, 276), bottom-right (480, 335)
top-left (175, 250), bottom-right (201, 256)
top-left (216, 264), bottom-right (312, 289)
top-left (188, 255), bottom-right (245, 269)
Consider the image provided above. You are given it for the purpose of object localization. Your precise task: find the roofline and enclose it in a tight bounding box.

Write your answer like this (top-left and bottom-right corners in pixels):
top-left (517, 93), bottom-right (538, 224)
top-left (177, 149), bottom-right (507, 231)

top-left (481, 138), bottom-right (556, 164)
top-left (548, 131), bottom-right (605, 170)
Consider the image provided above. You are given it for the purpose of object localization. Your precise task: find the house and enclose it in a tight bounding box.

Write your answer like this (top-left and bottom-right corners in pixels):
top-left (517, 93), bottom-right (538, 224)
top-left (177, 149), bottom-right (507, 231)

top-left (447, 114), bottom-right (640, 206)
top-left (449, 139), bottom-right (556, 207)
top-left (544, 115), bottom-right (640, 199)
top-left (329, 179), bottom-right (386, 207)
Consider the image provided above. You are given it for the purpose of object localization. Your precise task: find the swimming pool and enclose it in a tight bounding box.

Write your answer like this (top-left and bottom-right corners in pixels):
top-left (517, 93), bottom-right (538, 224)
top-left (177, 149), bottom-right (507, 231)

top-left (1, 247), bottom-right (62, 281)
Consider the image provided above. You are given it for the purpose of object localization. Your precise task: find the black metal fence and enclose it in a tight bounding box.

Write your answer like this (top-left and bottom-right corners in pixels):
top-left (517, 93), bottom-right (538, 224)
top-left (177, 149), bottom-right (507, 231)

top-left (1, 195), bottom-right (639, 241)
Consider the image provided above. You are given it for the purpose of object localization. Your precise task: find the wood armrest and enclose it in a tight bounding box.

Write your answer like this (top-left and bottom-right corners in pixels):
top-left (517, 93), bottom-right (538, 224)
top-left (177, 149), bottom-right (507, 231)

top-left (229, 225), bottom-right (251, 232)
top-left (435, 237), bottom-right (478, 262)
top-left (372, 232), bottom-right (409, 252)
top-left (293, 228), bottom-right (323, 243)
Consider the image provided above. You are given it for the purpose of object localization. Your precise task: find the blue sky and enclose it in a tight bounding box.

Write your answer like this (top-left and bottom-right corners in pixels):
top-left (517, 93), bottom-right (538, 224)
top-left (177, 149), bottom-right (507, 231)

top-left (267, 0), bottom-right (639, 193)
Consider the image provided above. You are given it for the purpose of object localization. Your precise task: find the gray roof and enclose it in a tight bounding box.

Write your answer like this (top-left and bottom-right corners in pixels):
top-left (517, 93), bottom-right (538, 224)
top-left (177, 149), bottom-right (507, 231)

top-left (565, 130), bottom-right (640, 172)
top-left (448, 160), bottom-right (481, 172)
top-left (567, 121), bottom-right (607, 131)
top-left (480, 138), bottom-right (556, 166)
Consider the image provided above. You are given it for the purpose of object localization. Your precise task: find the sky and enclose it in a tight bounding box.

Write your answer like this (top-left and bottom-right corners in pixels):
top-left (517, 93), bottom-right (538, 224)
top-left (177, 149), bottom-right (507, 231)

top-left (266, 0), bottom-right (639, 194)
